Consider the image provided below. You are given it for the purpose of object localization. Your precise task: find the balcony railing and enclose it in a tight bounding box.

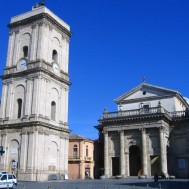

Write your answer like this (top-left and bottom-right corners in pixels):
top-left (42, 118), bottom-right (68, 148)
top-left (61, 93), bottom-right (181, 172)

top-left (68, 156), bottom-right (81, 160)
top-left (102, 107), bottom-right (188, 120)
top-left (69, 156), bottom-right (93, 161)
top-left (84, 156), bottom-right (92, 161)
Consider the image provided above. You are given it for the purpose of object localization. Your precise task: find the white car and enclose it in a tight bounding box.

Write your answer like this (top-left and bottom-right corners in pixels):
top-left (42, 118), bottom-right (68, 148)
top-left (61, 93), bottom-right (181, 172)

top-left (0, 172), bottom-right (17, 189)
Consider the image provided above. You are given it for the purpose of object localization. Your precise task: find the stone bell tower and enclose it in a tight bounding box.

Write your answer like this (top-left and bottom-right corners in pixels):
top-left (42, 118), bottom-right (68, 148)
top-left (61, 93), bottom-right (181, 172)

top-left (0, 3), bottom-right (71, 181)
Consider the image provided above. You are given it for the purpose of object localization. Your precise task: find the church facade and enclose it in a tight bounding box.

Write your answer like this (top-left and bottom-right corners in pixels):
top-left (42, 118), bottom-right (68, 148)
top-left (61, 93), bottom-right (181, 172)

top-left (0, 4), bottom-right (71, 180)
top-left (96, 83), bottom-right (189, 178)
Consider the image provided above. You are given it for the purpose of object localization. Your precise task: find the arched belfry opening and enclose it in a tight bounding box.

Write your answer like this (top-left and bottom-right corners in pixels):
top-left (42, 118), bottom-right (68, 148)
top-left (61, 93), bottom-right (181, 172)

top-left (129, 145), bottom-right (141, 176)
top-left (23, 46), bottom-right (28, 58)
top-left (17, 98), bottom-right (22, 118)
top-left (52, 50), bottom-right (58, 62)
top-left (51, 101), bottom-right (56, 121)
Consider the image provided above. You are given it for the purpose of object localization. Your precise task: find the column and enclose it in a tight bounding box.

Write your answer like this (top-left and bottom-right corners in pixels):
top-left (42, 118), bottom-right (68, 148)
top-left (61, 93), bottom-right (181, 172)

top-left (59, 87), bottom-right (64, 124)
top-left (24, 79), bottom-right (32, 117)
top-left (11, 31), bottom-right (19, 66)
top-left (37, 23), bottom-right (45, 59)
top-left (64, 137), bottom-right (69, 174)
top-left (45, 80), bottom-right (50, 119)
top-left (159, 127), bottom-right (168, 176)
top-left (30, 24), bottom-right (39, 61)
top-left (0, 84), bottom-right (8, 119)
top-left (5, 83), bottom-right (13, 119)
top-left (104, 131), bottom-right (109, 177)
top-left (27, 132), bottom-right (35, 170)
top-left (141, 128), bottom-right (148, 176)
top-left (120, 130), bottom-right (125, 176)
top-left (6, 31), bottom-right (15, 67)
top-left (19, 132), bottom-right (28, 171)
top-left (125, 137), bottom-right (130, 176)
top-left (1, 134), bottom-right (7, 171)
top-left (31, 78), bottom-right (39, 116)
top-left (65, 39), bottom-right (70, 73)
top-left (59, 137), bottom-right (65, 171)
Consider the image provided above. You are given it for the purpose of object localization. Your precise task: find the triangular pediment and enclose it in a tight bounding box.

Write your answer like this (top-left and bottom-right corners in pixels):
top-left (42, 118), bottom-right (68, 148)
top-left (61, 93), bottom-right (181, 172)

top-left (115, 83), bottom-right (179, 103)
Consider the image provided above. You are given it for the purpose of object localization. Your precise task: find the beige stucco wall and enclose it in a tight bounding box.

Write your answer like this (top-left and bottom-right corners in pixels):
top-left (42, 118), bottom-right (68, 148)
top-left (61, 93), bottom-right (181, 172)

top-left (68, 139), bottom-right (94, 179)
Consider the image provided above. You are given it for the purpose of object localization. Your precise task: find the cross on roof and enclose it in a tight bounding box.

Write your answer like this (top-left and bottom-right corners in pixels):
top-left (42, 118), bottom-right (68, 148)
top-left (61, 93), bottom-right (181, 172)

top-left (40, 0), bottom-right (46, 6)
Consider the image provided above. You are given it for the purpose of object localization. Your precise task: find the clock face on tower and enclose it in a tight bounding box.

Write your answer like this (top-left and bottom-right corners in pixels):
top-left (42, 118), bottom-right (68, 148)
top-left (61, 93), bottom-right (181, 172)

top-left (17, 59), bottom-right (27, 70)
top-left (52, 63), bottom-right (59, 74)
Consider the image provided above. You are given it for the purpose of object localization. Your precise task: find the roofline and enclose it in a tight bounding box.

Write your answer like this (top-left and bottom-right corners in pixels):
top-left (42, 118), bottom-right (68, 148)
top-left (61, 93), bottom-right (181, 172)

top-left (114, 83), bottom-right (180, 103)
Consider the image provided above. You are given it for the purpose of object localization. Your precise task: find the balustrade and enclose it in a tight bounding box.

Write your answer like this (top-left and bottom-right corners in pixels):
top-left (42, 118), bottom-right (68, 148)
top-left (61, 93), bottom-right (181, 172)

top-left (103, 107), bottom-right (188, 119)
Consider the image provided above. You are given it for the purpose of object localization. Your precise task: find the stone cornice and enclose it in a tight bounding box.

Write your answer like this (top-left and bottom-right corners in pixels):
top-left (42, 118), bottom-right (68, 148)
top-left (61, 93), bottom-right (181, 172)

top-left (99, 113), bottom-right (172, 124)
top-left (0, 121), bottom-right (71, 133)
top-left (0, 65), bottom-right (71, 86)
top-left (8, 13), bottom-right (71, 38)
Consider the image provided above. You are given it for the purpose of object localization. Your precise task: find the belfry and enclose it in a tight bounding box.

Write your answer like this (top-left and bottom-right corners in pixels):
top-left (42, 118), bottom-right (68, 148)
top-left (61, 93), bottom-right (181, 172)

top-left (0, 3), bottom-right (71, 181)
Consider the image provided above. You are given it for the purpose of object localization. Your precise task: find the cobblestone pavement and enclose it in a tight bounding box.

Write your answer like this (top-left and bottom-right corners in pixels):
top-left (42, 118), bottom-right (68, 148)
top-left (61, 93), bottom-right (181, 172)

top-left (16, 178), bottom-right (189, 189)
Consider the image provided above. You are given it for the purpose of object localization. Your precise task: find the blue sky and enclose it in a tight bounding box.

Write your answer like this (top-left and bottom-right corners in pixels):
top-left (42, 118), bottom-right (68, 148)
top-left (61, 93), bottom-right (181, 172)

top-left (1, 0), bottom-right (189, 139)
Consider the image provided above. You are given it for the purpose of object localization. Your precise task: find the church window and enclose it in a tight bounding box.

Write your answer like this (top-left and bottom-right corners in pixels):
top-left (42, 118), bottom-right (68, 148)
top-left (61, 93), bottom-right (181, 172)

top-left (52, 50), bottom-right (58, 62)
top-left (73, 145), bottom-right (78, 159)
top-left (23, 46), bottom-right (28, 58)
top-left (143, 91), bottom-right (146, 95)
top-left (86, 145), bottom-right (89, 157)
top-left (143, 104), bottom-right (150, 113)
top-left (51, 101), bottom-right (56, 121)
top-left (17, 98), bottom-right (22, 118)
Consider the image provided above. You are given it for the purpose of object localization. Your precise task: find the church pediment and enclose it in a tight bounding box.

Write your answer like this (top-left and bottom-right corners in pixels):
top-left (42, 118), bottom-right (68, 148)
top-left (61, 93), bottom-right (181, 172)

top-left (114, 83), bottom-right (180, 103)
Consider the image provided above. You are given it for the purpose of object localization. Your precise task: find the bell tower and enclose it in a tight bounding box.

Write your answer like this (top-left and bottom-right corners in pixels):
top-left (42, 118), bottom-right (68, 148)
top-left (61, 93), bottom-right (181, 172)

top-left (0, 3), bottom-right (71, 181)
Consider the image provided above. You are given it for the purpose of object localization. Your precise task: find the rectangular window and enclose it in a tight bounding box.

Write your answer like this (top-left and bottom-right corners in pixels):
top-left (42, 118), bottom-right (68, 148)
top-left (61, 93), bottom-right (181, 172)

top-left (143, 104), bottom-right (150, 113)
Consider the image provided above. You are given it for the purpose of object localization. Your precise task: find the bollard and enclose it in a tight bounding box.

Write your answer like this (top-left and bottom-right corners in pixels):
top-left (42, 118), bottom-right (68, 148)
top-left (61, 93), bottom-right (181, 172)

top-left (146, 184), bottom-right (149, 189)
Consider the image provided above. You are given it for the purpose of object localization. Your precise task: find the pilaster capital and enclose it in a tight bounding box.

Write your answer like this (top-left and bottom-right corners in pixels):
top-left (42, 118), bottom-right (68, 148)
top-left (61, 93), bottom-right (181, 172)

top-left (118, 130), bottom-right (124, 135)
top-left (139, 127), bottom-right (146, 132)
top-left (160, 126), bottom-right (166, 132)
top-left (103, 131), bottom-right (108, 136)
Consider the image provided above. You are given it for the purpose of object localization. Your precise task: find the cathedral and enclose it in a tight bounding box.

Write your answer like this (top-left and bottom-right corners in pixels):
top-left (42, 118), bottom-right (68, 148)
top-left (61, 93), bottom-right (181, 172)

top-left (0, 3), bottom-right (71, 180)
top-left (96, 83), bottom-right (189, 179)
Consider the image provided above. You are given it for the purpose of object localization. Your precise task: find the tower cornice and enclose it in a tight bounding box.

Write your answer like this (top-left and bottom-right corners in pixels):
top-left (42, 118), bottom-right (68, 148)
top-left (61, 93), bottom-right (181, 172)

top-left (8, 12), bottom-right (72, 38)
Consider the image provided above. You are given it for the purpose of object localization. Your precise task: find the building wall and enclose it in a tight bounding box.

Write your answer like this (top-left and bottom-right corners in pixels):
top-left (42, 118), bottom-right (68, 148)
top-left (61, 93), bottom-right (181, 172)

top-left (0, 127), bottom-right (69, 181)
top-left (168, 123), bottom-right (189, 178)
top-left (68, 163), bottom-right (80, 179)
top-left (121, 96), bottom-right (186, 112)
top-left (68, 138), bottom-right (94, 179)
top-left (0, 5), bottom-right (71, 181)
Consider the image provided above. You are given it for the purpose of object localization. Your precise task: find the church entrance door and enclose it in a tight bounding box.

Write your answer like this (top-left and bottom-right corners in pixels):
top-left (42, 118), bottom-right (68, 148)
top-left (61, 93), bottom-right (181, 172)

top-left (129, 145), bottom-right (141, 176)
top-left (112, 157), bottom-right (120, 176)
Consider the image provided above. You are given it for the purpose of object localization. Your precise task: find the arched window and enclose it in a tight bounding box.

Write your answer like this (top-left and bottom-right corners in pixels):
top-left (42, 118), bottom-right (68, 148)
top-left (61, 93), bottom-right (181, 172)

top-left (17, 98), bottom-right (22, 118)
top-left (73, 145), bottom-right (78, 159)
top-left (52, 50), bottom-right (58, 62)
top-left (23, 46), bottom-right (28, 58)
top-left (51, 101), bottom-right (56, 121)
top-left (86, 145), bottom-right (89, 157)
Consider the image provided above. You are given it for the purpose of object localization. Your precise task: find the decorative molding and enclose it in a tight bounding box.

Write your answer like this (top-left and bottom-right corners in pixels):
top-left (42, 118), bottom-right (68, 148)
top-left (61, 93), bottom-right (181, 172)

top-left (8, 13), bottom-right (71, 38)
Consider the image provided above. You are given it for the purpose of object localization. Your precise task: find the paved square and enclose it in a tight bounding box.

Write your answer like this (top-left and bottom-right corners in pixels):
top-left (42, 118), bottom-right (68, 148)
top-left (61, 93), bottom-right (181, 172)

top-left (17, 178), bottom-right (189, 189)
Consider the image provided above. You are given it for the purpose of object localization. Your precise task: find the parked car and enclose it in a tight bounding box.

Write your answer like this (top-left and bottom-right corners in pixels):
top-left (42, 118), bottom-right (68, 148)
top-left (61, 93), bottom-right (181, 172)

top-left (0, 172), bottom-right (17, 188)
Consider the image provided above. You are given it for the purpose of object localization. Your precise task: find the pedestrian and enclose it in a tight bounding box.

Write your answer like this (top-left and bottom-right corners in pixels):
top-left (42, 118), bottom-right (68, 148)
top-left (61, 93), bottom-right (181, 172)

top-left (154, 173), bottom-right (158, 183)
